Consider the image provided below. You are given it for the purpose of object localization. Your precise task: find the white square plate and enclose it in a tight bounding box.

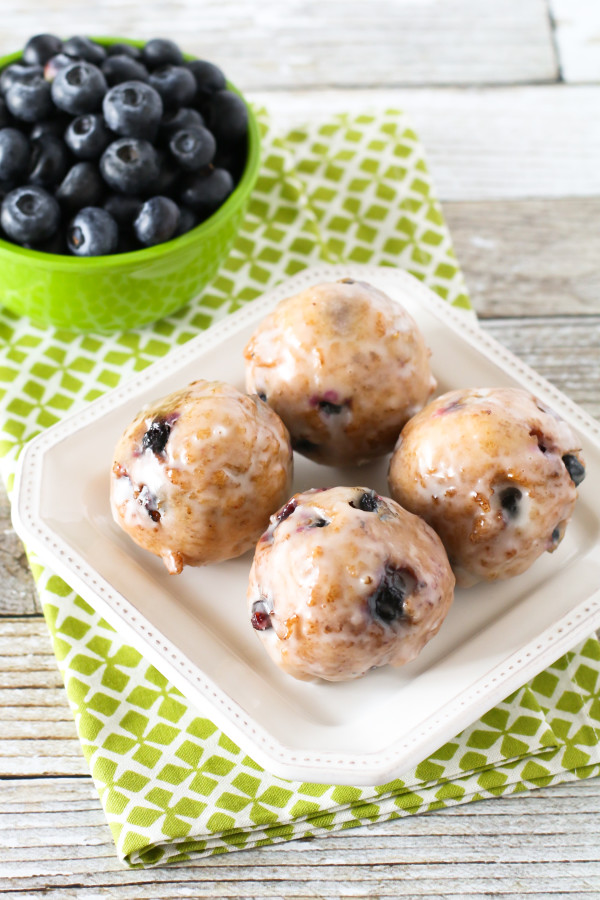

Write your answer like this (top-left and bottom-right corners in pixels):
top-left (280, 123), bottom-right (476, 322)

top-left (12, 265), bottom-right (600, 786)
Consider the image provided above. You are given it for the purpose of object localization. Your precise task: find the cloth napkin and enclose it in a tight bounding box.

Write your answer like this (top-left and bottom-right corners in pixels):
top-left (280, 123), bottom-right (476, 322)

top-left (1, 109), bottom-right (599, 868)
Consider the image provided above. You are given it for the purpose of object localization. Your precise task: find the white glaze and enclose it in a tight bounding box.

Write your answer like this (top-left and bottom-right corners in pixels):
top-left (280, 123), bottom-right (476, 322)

top-left (389, 387), bottom-right (585, 586)
top-left (244, 280), bottom-right (436, 465)
top-left (248, 486), bottom-right (455, 682)
top-left (111, 380), bottom-right (293, 573)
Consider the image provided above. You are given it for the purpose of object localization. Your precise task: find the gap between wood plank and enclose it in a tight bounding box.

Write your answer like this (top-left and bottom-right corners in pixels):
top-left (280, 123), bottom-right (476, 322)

top-left (0, 0), bottom-right (561, 89)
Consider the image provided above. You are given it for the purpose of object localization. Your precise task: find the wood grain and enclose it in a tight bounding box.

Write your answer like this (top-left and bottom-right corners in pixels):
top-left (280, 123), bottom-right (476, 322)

top-left (447, 198), bottom-right (600, 317)
top-left (550, 0), bottom-right (600, 82)
top-left (0, 777), bottom-right (599, 896)
top-left (0, 0), bottom-right (558, 89)
top-left (251, 85), bottom-right (600, 201)
top-left (0, 488), bottom-right (39, 617)
top-left (0, 1), bottom-right (599, 893)
top-left (0, 621), bottom-right (85, 777)
top-left (481, 317), bottom-right (600, 420)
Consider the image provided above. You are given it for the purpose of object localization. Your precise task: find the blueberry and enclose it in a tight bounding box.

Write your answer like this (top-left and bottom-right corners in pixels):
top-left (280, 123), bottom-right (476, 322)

top-left (30, 116), bottom-right (71, 140)
top-left (0, 64), bottom-right (43, 96)
top-left (100, 138), bottom-right (160, 194)
top-left (169, 126), bottom-right (215, 171)
top-left (350, 490), bottom-right (379, 513)
top-left (214, 142), bottom-right (247, 183)
top-left (67, 206), bottom-right (118, 256)
top-left (51, 62), bottom-right (108, 115)
top-left (368, 565), bottom-right (413, 624)
top-left (1, 185), bottom-right (60, 243)
top-left (134, 195), bottom-right (180, 246)
top-left (102, 54), bottom-right (149, 87)
top-left (102, 81), bottom-right (163, 140)
top-left (102, 193), bottom-right (142, 228)
top-left (499, 486), bottom-right (522, 519)
top-left (562, 454), bottom-right (585, 486)
top-left (276, 498), bottom-right (298, 523)
top-left (115, 232), bottom-right (142, 254)
top-left (24, 227), bottom-right (68, 255)
top-left (23, 34), bottom-right (63, 67)
top-left (142, 39), bottom-right (184, 69)
top-left (0, 128), bottom-right (30, 181)
top-left (204, 89), bottom-right (248, 145)
top-left (251, 598), bottom-right (273, 631)
top-left (65, 113), bottom-right (113, 159)
top-left (153, 150), bottom-right (180, 194)
top-left (0, 98), bottom-right (10, 129)
top-left (43, 53), bottom-right (73, 83)
top-left (28, 134), bottom-right (69, 187)
top-left (551, 526), bottom-right (562, 544)
top-left (186, 59), bottom-right (226, 99)
top-left (107, 43), bottom-right (143, 60)
top-left (294, 437), bottom-right (320, 456)
top-left (56, 162), bottom-right (104, 211)
top-left (0, 180), bottom-right (15, 207)
top-left (137, 484), bottom-right (161, 521)
top-left (62, 36), bottom-right (107, 66)
top-left (178, 167), bottom-right (234, 219)
top-left (5, 71), bottom-right (53, 122)
top-left (142, 418), bottom-right (171, 453)
top-left (158, 106), bottom-right (204, 143)
top-left (175, 204), bottom-right (197, 236)
top-left (318, 400), bottom-right (344, 415)
top-left (311, 518), bottom-right (329, 528)
top-left (148, 65), bottom-right (196, 109)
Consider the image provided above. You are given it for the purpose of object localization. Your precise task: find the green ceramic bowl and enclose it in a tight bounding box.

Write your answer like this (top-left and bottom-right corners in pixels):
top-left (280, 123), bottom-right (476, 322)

top-left (0, 38), bottom-right (261, 332)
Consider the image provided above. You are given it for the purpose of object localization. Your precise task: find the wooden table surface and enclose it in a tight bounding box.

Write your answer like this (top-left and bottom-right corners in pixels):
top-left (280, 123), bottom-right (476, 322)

top-left (1, 1), bottom-right (600, 897)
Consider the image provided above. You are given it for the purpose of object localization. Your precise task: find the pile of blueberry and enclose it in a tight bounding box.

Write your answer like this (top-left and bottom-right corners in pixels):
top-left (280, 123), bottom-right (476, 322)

top-left (0, 34), bottom-right (248, 256)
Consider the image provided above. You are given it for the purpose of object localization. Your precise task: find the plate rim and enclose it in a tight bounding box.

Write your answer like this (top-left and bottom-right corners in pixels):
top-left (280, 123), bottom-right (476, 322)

top-left (12, 263), bottom-right (600, 785)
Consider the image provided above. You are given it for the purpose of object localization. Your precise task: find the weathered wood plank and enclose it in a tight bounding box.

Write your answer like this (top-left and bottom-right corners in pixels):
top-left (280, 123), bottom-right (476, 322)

top-left (0, 777), bottom-right (599, 895)
top-left (0, 620), bottom-right (84, 775)
top-left (252, 85), bottom-right (600, 201)
top-left (0, 745), bottom-right (88, 777)
top-left (0, 0), bottom-right (558, 88)
top-left (1, 858), bottom-right (599, 893)
top-left (0, 3), bottom-right (596, 896)
top-left (480, 317), bottom-right (600, 421)
top-left (446, 198), bottom-right (600, 317)
top-left (0, 487), bottom-right (38, 616)
top-left (2, 890), bottom-right (596, 900)
top-left (2, 823), bottom-right (599, 859)
top-left (550, 0), bottom-right (600, 83)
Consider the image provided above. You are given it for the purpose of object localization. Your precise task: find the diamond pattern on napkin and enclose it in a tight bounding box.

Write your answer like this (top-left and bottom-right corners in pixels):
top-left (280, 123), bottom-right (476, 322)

top-left (0, 108), bottom-right (598, 868)
top-left (0, 108), bottom-right (468, 489)
top-left (38, 571), bottom-right (600, 866)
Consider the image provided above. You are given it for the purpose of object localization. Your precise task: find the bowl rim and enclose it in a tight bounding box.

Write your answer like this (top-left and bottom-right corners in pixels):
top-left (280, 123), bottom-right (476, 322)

top-left (0, 36), bottom-right (262, 270)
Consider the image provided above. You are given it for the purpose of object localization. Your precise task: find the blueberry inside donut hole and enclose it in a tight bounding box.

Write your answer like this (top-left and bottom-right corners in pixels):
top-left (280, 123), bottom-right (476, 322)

top-left (350, 490), bottom-right (379, 513)
top-left (368, 564), bottom-right (417, 624)
top-left (498, 486), bottom-right (522, 520)
top-left (388, 387), bottom-right (585, 587)
top-left (244, 280), bottom-right (437, 465)
top-left (247, 486), bottom-right (455, 682)
top-left (110, 379), bottom-right (293, 574)
top-left (562, 453), bottom-right (585, 486)
top-left (142, 417), bottom-right (172, 454)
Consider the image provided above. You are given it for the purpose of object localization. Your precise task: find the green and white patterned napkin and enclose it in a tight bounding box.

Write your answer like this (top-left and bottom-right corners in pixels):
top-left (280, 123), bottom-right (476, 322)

top-left (1, 109), bottom-right (599, 867)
